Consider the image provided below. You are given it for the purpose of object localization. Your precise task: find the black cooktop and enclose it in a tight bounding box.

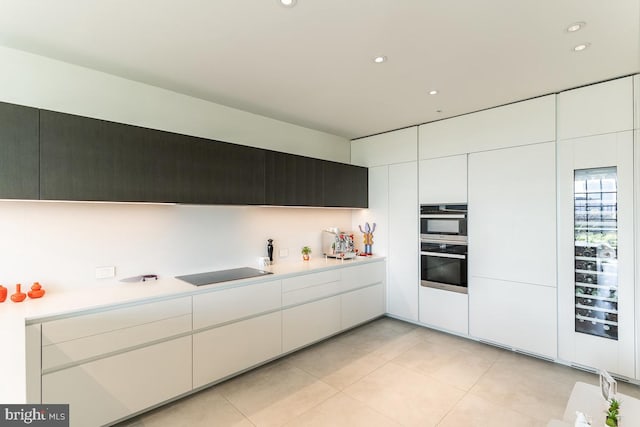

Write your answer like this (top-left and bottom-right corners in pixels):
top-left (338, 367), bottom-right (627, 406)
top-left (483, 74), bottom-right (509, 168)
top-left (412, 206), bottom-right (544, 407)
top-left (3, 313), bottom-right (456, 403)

top-left (176, 267), bottom-right (273, 286)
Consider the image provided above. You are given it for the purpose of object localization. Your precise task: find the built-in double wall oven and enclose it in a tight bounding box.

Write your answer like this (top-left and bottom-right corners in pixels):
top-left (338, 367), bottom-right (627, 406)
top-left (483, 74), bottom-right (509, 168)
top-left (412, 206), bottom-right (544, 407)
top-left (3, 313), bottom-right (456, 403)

top-left (420, 204), bottom-right (468, 294)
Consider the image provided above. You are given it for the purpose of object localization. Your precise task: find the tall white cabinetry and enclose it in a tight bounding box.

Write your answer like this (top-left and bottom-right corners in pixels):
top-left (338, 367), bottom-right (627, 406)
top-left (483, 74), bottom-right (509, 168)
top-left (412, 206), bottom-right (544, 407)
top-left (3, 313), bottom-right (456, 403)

top-left (456, 95), bottom-right (558, 359)
top-left (557, 76), bottom-right (635, 379)
top-left (468, 142), bottom-right (557, 358)
top-left (352, 128), bottom-right (419, 321)
top-left (417, 129), bottom-right (469, 334)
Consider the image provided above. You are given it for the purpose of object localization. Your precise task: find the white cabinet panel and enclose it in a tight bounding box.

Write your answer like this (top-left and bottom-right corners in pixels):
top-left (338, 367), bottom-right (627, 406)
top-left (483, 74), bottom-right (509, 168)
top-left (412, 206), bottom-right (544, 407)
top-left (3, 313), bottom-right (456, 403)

top-left (351, 127), bottom-right (417, 167)
top-left (340, 261), bottom-right (385, 292)
top-left (193, 312), bottom-right (282, 389)
top-left (469, 277), bottom-right (556, 358)
top-left (282, 296), bottom-right (341, 352)
top-left (43, 314), bottom-right (191, 371)
top-left (341, 284), bottom-right (385, 330)
top-left (635, 74), bottom-right (639, 130)
top-left (468, 142), bottom-right (556, 287)
top-left (282, 270), bottom-right (340, 293)
top-left (419, 287), bottom-right (468, 335)
top-left (26, 324), bottom-right (41, 404)
top-left (419, 95), bottom-right (555, 158)
top-left (419, 154), bottom-right (467, 204)
top-left (42, 297), bottom-right (191, 345)
top-left (557, 132), bottom-right (635, 378)
top-left (42, 336), bottom-right (192, 427)
top-left (558, 76), bottom-right (634, 140)
top-left (193, 280), bottom-right (281, 330)
top-left (282, 270), bottom-right (341, 306)
top-left (387, 162), bottom-right (419, 321)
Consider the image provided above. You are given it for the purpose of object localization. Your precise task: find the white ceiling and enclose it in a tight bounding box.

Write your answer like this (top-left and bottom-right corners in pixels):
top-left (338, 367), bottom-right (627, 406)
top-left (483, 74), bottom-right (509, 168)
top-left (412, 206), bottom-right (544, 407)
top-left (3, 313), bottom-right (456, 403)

top-left (0, 0), bottom-right (638, 139)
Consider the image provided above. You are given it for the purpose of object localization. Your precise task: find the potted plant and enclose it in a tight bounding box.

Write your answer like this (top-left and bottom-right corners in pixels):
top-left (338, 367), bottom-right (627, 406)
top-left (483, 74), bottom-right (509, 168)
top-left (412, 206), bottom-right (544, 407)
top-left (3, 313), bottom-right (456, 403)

top-left (301, 246), bottom-right (312, 261)
top-left (605, 398), bottom-right (620, 427)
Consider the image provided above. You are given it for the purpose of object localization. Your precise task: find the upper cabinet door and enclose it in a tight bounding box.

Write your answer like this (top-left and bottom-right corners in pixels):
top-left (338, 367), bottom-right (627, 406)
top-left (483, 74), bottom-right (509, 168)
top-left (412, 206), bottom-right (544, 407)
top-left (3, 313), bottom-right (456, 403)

top-left (40, 111), bottom-right (156, 202)
top-left (419, 95), bottom-right (556, 159)
top-left (39, 110), bottom-right (265, 204)
top-left (351, 127), bottom-right (418, 167)
top-left (322, 160), bottom-right (368, 208)
top-left (265, 151), bottom-right (323, 206)
top-left (0, 102), bottom-right (39, 199)
top-left (419, 154), bottom-right (467, 204)
top-left (557, 76), bottom-right (634, 140)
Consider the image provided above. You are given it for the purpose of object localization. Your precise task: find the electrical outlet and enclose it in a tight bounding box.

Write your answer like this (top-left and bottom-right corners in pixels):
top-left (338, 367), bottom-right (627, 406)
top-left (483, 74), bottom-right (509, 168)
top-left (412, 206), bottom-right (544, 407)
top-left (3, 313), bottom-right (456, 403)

top-left (279, 248), bottom-right (289, 258)
top-left (95, 266), bottom-right (116, 279)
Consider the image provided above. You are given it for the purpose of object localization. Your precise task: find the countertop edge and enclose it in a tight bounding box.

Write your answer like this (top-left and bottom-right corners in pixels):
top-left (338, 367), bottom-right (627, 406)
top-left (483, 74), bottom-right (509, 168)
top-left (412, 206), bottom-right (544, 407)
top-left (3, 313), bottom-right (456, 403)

top-left (23, 256), bottom-right (386, 325)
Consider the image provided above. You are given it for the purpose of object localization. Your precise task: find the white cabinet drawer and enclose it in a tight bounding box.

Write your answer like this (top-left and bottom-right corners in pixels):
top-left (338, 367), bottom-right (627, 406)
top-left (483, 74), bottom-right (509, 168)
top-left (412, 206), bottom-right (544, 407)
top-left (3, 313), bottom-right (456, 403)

top-left (282, 270), bottom-right (340, 306)
top-left (193, 279), bottom-right (281, 330)
top-left (42, 297), bottom-right (192, 345)
top-left (193, 311), bottom-right (282, 389)
top-left (282, 270), bottom-right (340, 293)
top-left (341, 283), bottom-right (384, 330)
top-left (43, 314), bottom-right (191, 371)
top-left (282, 296), bottom-right (341, 353)
top-left (340, 262), bottom-right (385, 293)
top-left (42, 336), bottom-right (192, 427)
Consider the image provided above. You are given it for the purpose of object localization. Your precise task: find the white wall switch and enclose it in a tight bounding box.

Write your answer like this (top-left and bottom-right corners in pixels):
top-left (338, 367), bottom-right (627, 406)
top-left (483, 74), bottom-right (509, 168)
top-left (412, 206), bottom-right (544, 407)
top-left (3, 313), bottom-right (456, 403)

top-left (95, 266), bottom-right (116, 279)
top-left (279, 248), bottom-right (289, 258)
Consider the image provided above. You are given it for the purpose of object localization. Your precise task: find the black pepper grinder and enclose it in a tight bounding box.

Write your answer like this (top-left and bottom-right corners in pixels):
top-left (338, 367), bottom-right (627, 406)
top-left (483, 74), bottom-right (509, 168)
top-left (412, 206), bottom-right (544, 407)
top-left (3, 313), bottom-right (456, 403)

top-left (267, 239), bottom-right (274, 265)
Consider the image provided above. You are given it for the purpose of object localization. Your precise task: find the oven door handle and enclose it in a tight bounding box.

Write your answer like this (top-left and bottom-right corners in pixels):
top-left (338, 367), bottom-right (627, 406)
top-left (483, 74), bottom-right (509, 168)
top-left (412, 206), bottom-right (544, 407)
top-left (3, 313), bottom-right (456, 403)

top-left (420, 214), bottom-right (466, 219)
top-left (421, 251), bottom-right (466, 259)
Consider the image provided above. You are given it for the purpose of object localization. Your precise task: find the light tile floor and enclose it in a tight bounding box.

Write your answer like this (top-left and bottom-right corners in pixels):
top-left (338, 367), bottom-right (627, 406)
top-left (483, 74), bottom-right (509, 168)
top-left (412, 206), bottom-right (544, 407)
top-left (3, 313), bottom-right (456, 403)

top-left (118, 317), bottom-right (640, 427)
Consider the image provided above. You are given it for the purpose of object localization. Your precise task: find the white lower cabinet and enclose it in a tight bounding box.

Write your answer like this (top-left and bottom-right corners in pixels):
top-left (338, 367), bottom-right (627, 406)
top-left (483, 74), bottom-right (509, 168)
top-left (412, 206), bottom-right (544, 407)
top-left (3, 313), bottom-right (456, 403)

top-left (469, 277), bottom-right (557, 358)
top-left (282, 295), bottom-right (341, 352)
top-left (419, 287), bottom-right (468, 335)
top-left (42, 336), bottom-right (192, 427)
top-left (341, 283), bottom-right (385, 330)
top-left (31, 260), bottom-right (387, 426)
top-left (193, 312), bottom-right (282, 389)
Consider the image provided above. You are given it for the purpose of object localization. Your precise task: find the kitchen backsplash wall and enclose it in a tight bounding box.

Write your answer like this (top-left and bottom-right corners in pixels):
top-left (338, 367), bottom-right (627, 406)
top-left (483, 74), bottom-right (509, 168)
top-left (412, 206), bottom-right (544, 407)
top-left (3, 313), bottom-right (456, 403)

top-left (0, 201), bottom-right (353, 291)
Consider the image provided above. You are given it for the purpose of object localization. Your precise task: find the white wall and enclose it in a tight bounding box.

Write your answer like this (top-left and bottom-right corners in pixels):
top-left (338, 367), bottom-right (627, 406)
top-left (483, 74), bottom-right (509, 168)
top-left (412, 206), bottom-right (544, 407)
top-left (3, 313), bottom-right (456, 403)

top-left (0, 46), bottom-right (349, 162)
top-left (0, 201), bottom-right (352, 291)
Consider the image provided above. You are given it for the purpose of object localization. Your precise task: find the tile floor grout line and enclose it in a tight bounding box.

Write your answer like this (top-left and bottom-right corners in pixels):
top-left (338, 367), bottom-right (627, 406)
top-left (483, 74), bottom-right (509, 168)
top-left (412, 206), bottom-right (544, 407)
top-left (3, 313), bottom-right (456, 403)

top-left (218, 390), bottom-right (258, 427)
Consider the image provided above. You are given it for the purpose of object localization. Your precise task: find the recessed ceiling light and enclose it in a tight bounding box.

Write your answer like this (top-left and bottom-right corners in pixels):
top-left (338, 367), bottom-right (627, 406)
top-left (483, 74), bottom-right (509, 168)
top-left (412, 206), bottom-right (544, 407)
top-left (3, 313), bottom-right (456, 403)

top-left (429, 90), bottom-right (438, 95)
top-left (373, 56), bottom-right (387, 64)
top-left (279, 0), bottom-right (296, 7)
top-left (573, 43), bottom-right (590, 52)
top-left (566, 22), bottom-right (586, 33)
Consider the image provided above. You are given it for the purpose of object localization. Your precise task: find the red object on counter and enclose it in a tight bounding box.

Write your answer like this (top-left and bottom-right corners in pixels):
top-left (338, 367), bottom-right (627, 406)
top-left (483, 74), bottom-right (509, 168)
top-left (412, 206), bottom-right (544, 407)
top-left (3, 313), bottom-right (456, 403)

top-left (28, 282), bottom-right (45, 299)
top-left (10, 284), bottom-right (26, 303)
top-left (0, 285), bottom-right (7, 302)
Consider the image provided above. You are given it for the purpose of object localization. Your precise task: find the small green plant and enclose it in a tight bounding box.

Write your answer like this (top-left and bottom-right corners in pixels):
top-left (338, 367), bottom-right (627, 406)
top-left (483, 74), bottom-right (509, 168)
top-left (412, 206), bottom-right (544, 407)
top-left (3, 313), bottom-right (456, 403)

top-left (605, 398), bottom-right (620, 427)
top-left (301, 246), bottom-right (312, 255)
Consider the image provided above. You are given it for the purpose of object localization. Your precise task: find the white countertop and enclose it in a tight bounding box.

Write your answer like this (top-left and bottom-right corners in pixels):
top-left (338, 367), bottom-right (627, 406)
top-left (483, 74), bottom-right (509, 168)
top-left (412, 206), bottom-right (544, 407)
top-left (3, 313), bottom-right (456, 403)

top-left (0, 256), bottom-right (384, 403)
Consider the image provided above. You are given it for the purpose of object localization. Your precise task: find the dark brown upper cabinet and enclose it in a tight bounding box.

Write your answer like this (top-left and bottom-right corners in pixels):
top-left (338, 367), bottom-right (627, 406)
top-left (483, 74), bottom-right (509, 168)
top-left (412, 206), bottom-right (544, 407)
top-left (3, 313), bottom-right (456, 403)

top-left (0, 102), bottom-right (39, 199)
top-left (265, 151), bottom-right (324, 206)
top-left (39, 110), bottom-right (265, 204)
top-left (0, 103), bottom-right (366, 207)
top-left (322, 160), bottom-right (368, 208)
